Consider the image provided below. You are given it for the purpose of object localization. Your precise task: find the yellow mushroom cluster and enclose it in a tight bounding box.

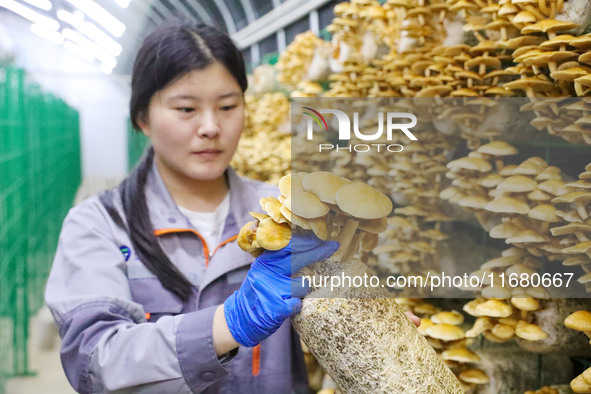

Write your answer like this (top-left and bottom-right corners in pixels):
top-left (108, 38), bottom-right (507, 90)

top-left (442, 141), bottom-right (570, 259)
top-left (231, 92), bottom-right (291, 184)
top-left (396, 298), bottom-right (490, 392)
top-left (246, 1), bottom-right (591, 390)
top-left (551, 163), bottom-right (591, 290)
top-left (237, 171), bottom-right (393, 264)
top-left (565, 310), bottom-right (591, 393)
top-left (525, 386), bottom-right (561, 394)
top-left (303, 121), bottom-right (455, 283)
top-left (466, 247), bottom-right (548, 298)
top-left (276, 31), bottom-right (329, 89)
top-left (463, 296), bottom-right (548, 344)
top-left (374, 215), bottom-right (449, 287)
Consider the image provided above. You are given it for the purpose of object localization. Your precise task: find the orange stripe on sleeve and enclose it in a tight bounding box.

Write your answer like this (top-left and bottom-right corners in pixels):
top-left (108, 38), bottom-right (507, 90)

top-left (252, 344), bottom-right (260, 376)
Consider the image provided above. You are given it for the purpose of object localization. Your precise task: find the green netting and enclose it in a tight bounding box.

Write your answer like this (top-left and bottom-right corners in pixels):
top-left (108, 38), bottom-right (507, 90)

top-left (0, 67), bottom-right (81, 390)
top-left (127, 119), bottom-right (149, 171)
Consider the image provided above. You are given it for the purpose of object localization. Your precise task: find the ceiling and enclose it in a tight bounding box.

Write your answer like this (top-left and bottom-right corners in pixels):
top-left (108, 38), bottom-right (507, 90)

top-left (0, 0), bottom-right (339, 77)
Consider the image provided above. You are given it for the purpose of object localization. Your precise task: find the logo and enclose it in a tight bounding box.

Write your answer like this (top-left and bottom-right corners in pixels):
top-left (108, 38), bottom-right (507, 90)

top-left (302, 107), bottom-right (328, 132)
top-left (119, 245), bottom-right (131, 262)
top-left (303, 108), bottom-right (418, 153)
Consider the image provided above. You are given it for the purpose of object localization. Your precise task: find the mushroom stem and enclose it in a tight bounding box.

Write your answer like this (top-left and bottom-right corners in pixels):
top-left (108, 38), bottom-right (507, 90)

top-left (575, 81), bottom-right (586, 96)
top-left (495, 158), bottom-right (504, 172)
top-left (511, 216), bottom-right (528, 230)
top-left (326, 212), bottom-right (335, 238)
top-left (342, 231), bottom-right (362, 264)
top-left (540, 221), bottom-right (549, 235)
top-left (331, 218), bottom-right (360, 262)
top-left (575, 231), bottom-right (590, 243)
top-left (576, 202), bottom-right (589, 221)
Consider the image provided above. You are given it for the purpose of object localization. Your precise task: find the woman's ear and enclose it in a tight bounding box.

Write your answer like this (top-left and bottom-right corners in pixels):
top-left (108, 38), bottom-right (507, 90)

top-left (137, 112), bottom-right (151, 137)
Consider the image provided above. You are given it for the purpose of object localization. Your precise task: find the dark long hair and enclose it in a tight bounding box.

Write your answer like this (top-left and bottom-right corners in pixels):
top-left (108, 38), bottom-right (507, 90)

top-left (101, 23), bottom-right (248, 301)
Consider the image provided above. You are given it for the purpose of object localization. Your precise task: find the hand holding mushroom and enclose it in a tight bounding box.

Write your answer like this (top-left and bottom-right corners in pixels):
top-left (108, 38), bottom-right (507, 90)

top-left (224, 233), bottom-right (339, 347)
top-left (238, 171), bottom-right (393, 267)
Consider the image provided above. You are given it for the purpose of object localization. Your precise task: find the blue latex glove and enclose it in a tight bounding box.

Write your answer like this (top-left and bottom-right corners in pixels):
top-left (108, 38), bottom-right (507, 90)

top-left (224, 233), bottom-right (339, 347)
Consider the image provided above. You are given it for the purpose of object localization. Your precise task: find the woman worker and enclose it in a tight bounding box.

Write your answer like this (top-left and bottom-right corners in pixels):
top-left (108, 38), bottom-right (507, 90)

top-left (45, 22), bottom-right (419, 393)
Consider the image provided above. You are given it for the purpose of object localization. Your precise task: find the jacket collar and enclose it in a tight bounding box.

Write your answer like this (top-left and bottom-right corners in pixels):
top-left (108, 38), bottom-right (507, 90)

top-left (145, 160), bottom-right (253, 232)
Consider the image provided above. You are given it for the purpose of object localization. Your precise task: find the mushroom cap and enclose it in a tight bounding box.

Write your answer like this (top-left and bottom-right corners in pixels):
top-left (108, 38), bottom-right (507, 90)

top-left (459, 196), bottom-right (490, 210)
top-left (431, 311), bottom-right (464, 325)
top-left (477, 141), bottom-right (518, 156)
top-left (261, 198), bottom-right (289, 224)
top-left (481, 255), bottom-right (519, 270)
top-left (506, 229), bottom-right (549, 244)
top-left (562, 256), bottom-right (591, 266)
top-left (279, 173), bottom-right (298, 196)
top-left (504, 78), bottom-right (554, 93)
top-left (465, 56), bottom-right (501, 70)
top-left (539, 34), bottom-right (577, 50)
top-left (465, 315), bottom-right (492, 337)
top-left (237, 220), bottom-right (261, 254)
top-left (447, 157), bottom-right (492, 172)
top-left (571, 34), bottom-right (591, 49)
top-left (551, 66), bottom-right (591, 82)
top-left (482, 285), bottom-right (513, 299)
top-left (358, 217), bottom-right (388, 234)
top-left (584, 367), bottom-right (591, 385)
top-left (484, 197), bottom-right (530, 214)
top-left (492, 323), bottom-right (515, 340)
top-left (527, 189), bottom-right (552, 202)
top-left (302, 171), bottom-right (345, 204)
top-left (497, 175), bottom-right (538, 193)
top-left (478, 174), bottom-right (505, 188)
top-left (290, 191), bottom-right (329, 219)
top-left (500, 164), bottom-right (518, 176)
top-left (539, 180), bottom-right (569, 196)
top-left (490, 221), bottom-right (519, 239)
top-left (470, 40), bottom-right (499, 55)
top-left (511, 297), bottom-right (540, 311)
top-left (502, 35), bottom-right (544, 49)
top-left (572, 373), bottom-right (591, 393)
top-left (565, 179), bottom-right (591, 189)
top-left (256, 217), bottom-right (291, 250)
top-left (459, 369), bottom-right (489, 385)
top-left (249, 212), bottom-right (270, 222)
top-left (474, 299), bottom-right (513, 317)
top-left (498, 3), bottom-right (519, 16)
top-left (565, 310), bottom-right (591, 331)
top-left (513, 160), bottom-right (547, 176)
top-left (521, 19), bottom-right (579, 35)
top-left (463, 299), bottom-right (486, 317)
top-left (550, 223), bottom-right (591, 236)
top-left (528, 204), bottom-right (561, 222)
top-left (335, 183), bottom-right (393, 219)
top-left (441, 347), bottom-right (480, 363)
top-left (425, 323), bottom-right (465, 341)
top-left (414, 302), bottom-right (441, 315)
top-left (563, 241), bottom-right (591, 254)
top-left (575, 74), bottom-right (591, 88)
top-left (515, 323), bottom-right (548, 341)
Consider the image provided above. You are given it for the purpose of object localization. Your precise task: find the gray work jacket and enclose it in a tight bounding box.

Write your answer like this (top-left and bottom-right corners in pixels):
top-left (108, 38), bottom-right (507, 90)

top-left (45, 163), bottom-right (309, 394)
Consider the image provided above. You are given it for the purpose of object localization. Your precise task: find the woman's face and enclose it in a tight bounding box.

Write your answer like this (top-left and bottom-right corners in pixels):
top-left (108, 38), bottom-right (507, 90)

top-left (138, 62), bottom-right (245, 184)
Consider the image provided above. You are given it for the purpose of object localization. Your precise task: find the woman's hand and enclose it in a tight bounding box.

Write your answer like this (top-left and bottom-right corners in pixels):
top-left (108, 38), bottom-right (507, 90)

top-left (223, 234), bottom-right (339, 348)
top-left (405, 311), bottom-right (421, 327)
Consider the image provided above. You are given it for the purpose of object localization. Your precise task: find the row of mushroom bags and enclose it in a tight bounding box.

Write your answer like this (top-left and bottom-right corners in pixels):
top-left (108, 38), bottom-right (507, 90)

top-left (234, 0), bottom-right (591, 393)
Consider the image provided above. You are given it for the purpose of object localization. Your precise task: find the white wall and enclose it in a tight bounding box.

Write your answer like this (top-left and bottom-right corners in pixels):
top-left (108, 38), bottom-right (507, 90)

top-left (0, 12), bottom-right (130, 179)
